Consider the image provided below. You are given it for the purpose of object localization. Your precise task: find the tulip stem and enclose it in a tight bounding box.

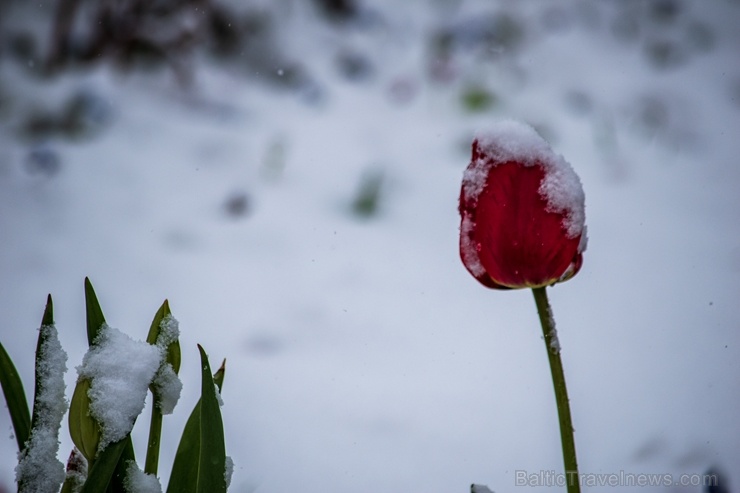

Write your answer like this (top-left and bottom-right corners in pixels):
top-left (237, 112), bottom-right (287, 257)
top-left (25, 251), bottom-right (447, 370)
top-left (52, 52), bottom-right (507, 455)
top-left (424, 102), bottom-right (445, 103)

top-left (532, 286), bottom-right (580, 493)
top-left (144, 402), bottom-right (163, 475)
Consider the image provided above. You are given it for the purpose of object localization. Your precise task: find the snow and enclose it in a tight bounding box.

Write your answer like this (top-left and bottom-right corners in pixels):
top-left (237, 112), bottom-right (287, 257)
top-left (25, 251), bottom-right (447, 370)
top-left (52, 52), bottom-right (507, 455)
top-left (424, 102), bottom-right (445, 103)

top-left (458, 214), bottom-right (487, 278)
top-left (14, 324), bottom-right (68, 492)
top-left (123, 461), bottom-right (162, 493)
top-left (152, 314), bottom-right (182, 414)
top-left (546, 305), bottom-right (561, 354)
top-left (15, 428), bottom-right (66, 492)
top-left (576, 226), bottom-right (588, 255)
top-left (151, 363), bottom-right (182, 415)
top-left (474, 121), bottom-right (556, 170)
top-left (30, 325), bottom-right (68, 424)
top-left (155, 315), bottom-right (180, 349)
top-left (224, 456), bottom-right (234, 489)
top-left (77, 324), bottom-right (162, 451)
top-left (465, 120), bottom-right (586, 239)
top-left (1, 1), bottom-right (739, 492)
top-left (214, 383), bottom-right (224, 407)
top-left (538, 156), bottom-right (586, 241)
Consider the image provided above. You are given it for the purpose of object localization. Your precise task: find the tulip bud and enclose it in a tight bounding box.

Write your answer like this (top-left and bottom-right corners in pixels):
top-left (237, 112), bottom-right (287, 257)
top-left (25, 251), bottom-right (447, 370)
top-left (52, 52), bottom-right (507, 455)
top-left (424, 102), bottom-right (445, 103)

top-left (459, 121), bottom-right (587, 289)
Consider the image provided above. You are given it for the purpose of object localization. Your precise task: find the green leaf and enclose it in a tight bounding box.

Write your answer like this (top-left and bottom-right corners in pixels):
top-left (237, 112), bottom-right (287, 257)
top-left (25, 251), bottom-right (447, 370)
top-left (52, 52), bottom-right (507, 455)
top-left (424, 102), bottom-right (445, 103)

top-left (60, 478), bottom-right (74, 493)
top-left (0, 341), bottom-right (31, 452)
top-left (84, 277), bottom-right (106, 346)
top-left (145, 300), bottom-right (169, 344)
top-left (213, 359), bottom-right (226, 393)
top-left (107, 438), bottom-right (136, 493)
top-left (0, 294), bottom-right (51, 453)
top-left (68, 378), bottom-right (100, 462)
top-left (145, 300), bottom-right (181, 476)
top-left (197, 345), bottom-right (227, 493)
top-left (41, 293), bottom-right (54, 326)
top-left (80, 437), bottom-right (130, 493)
top-left (0, 295), bottom-right (50, 454)
top-left (166, 400), bottom-right (201, 493)
top-left (351, 169), bottom-right (384, 218)
top-left (146, 299), bottom-right (181, 374)
top-left (70, 280), bottom-right (109, 464)
top-left (167, 355), bottom-right (226, 493)
top-left (461, 86), bottom-right (497, 113)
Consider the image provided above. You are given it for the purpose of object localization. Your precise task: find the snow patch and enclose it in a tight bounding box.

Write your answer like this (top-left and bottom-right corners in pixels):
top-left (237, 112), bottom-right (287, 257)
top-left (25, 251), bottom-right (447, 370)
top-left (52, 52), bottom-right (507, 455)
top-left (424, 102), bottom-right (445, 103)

top-left (123, 461), bottom-right (162, 493)
top-left (215, 382), bottom-right (224, 407)
top-left (475, 120), bottom-right (555, 169)
top-left (152, 363), bottom-right (182, 415)
top-left (546, 305), bottom-right (561, 354)
top-left (15, 324), bottom-right (68, 492)
top-left (16, 428), bottom-right (66, 492)
top-left (224, 456), bottom-right (234, 489)
top-left (459, 214), bottom-right (486, 278)
top-left (538, 159), bottom-right (586, 240)
top-left (155, 314), bottom-right (179, 349)
top-left (77, 324), bottom-right (162, 451)
top-left (152, 314), bottom-right (182, 414)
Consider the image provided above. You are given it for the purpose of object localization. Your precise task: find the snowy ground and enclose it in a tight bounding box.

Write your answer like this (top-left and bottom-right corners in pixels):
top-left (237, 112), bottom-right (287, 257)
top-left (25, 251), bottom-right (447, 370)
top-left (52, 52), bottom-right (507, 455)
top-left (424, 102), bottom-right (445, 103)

top-left (1, 1), bottom-right (739, 491)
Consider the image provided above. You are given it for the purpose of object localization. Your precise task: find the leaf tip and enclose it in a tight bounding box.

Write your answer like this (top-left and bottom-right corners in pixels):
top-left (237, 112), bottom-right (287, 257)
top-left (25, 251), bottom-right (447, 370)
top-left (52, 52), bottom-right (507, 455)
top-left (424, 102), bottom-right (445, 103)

top-left (42, 294), bottom-right (54, 326)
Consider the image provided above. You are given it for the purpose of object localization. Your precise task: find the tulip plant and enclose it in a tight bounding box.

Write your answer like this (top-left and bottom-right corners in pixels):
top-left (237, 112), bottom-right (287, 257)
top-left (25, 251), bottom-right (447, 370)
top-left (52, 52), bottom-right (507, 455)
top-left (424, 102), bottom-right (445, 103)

top-left (0, 278), bottom-right (231, 493)
top-left (459, 121), bottom-right (587, 492)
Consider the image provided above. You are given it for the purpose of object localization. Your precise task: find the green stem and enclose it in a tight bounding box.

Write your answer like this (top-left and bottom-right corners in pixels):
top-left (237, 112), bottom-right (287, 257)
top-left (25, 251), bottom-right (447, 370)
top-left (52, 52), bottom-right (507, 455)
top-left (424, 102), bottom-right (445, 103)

top-left (532, 286), bottom-right (580, 493)
top-left (144, 402), bottom-right (163, 475)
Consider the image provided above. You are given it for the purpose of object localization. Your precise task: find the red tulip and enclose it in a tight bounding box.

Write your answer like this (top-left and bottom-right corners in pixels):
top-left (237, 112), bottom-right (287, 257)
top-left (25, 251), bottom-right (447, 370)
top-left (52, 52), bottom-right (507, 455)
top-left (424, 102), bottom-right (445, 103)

top-left (459, 121), bottom-right (587, 289)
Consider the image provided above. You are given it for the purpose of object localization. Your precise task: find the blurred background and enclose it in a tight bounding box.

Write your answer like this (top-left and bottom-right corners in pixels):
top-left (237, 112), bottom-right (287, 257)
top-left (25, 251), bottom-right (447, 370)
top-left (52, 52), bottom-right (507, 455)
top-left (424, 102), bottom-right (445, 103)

top-left (1, 0), bottom-right (739, 491)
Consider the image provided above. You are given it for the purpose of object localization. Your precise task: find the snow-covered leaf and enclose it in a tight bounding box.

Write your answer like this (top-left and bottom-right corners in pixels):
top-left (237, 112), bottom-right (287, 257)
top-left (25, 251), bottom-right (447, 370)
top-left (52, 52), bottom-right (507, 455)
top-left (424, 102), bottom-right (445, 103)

top-left (17, 296), bottom-right (68, 492)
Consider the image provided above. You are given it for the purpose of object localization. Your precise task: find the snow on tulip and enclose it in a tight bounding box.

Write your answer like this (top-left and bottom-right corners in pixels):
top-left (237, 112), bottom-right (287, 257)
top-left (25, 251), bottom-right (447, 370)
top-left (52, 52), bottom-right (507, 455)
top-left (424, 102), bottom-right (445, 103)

top-left (459, 120), bottom-right (587, 289)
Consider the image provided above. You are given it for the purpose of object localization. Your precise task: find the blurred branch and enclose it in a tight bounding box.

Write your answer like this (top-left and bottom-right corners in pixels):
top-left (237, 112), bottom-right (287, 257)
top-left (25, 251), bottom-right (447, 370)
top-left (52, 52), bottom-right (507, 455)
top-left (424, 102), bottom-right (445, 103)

top-left (46, 0), bottom-right (82, 71)
top-left (46, 0), bottom-right (214, 84)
